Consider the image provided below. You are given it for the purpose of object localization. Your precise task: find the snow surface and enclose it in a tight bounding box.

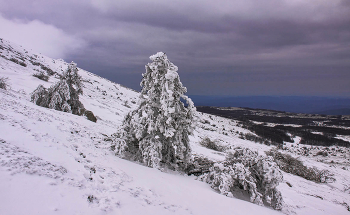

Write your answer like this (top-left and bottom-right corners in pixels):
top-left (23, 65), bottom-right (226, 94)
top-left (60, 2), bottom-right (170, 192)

top-left (0, 38), bottom-right (349, 214)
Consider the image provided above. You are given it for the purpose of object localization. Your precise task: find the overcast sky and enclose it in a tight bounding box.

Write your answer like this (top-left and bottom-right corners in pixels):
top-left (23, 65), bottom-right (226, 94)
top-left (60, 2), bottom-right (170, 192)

top-left (1, 0), bottom-right (349, 97)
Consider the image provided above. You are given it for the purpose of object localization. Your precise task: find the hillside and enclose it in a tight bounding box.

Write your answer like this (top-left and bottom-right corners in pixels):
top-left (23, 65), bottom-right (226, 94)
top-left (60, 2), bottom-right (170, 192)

top-left (0, 38), bottom-right (349, 215)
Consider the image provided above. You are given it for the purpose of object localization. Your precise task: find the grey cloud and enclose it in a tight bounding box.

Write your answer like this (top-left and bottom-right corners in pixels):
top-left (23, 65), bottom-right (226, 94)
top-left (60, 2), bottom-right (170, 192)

top-left (1, 0), bottom-right (349, 96)
top-left (0, 14), bottom-right (86, 58)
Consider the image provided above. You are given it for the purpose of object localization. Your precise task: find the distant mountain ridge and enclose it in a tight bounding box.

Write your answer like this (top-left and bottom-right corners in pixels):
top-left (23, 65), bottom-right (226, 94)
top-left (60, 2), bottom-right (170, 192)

top-left (189, 95), bottom-right (350, 115)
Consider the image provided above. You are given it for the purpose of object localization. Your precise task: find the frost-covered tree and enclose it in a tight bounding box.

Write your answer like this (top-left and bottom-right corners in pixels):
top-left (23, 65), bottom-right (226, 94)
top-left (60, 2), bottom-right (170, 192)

top-left (115, 52), bottom-right (196, 169)
top-left (203, 147), bottom-right (284, 210)
top-left (31, 62), bottom-right (85, 115)
top-left (61, 61), bottom-right (84, 115)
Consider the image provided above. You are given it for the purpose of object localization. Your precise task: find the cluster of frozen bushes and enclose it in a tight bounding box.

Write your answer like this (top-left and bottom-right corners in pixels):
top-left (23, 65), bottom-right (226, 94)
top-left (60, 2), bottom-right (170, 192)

top-left (195, 147), bottom-right (284, 210)
top-left (191, 136), bottom-right (335, 209)
top-left (266, 149), bottom-right (335, 183)
top-left (199, 137), bottom-right (227, 152)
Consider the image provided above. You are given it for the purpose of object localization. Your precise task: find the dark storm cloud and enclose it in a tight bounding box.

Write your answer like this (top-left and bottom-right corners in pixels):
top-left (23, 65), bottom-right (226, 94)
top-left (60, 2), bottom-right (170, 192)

top-left (1, 0), bottom-right (349, 96)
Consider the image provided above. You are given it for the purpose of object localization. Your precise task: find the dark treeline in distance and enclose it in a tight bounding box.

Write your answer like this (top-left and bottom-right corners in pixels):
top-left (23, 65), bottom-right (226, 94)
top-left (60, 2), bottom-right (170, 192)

top-left (197, 106), bottom-right (350, 147)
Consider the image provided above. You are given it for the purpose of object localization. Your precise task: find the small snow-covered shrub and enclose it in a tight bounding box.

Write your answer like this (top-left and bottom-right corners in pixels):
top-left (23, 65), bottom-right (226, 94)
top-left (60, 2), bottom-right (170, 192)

top-left (243, 133), bottom-right (271, 146)
top-left (31, 85), bottom-right (49, 106)
top-left (123, 100), bottom-right (131, 108)
top-left (187, 156), bottom-right (214, 176)
top-left (110, 130), bottom-right (128, 155)
top-left (10, 57), bottom-right (27, 67)
top-left (199, 137), bottom-right (226, 152)
top-left (33, 71), bottom-right (49, 81)
top-left (266, 149), bottom-right (335, 183)
top-left (0, 77), bottom-right (9, 90)
top-left (30, 60), bottom-right (41, 66)
top-left (316, 151), bottom-right (328, 156)
top-left (204, 147), bottom-right (284, 210)
top-left (87, 195), bottom-right (97, 203)
top-left (40, 65), bottom-right (55, 76)
top-left (84, 110), bottom-right (97, 122)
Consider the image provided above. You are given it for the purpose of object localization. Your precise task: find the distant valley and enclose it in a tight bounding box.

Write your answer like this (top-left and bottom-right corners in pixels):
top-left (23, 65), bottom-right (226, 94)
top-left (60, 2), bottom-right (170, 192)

top-left (190, 95), bottom-right (350, 115)
top-left (197, 106), bottom-right (350, 147)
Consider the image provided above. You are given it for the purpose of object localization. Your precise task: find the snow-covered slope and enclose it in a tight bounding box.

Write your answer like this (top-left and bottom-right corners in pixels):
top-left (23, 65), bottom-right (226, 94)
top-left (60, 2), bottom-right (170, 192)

top-left (0, 38), bottom-right (349, 215)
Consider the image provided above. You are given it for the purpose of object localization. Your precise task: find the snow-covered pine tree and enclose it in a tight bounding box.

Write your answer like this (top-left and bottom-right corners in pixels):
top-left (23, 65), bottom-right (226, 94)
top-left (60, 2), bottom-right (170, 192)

top-left (61, 61), bottom-right (84, 115)
top-left (116, 52), bottom-right (196, 169)
top-left (31, 62), bottom-right (85, 115)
